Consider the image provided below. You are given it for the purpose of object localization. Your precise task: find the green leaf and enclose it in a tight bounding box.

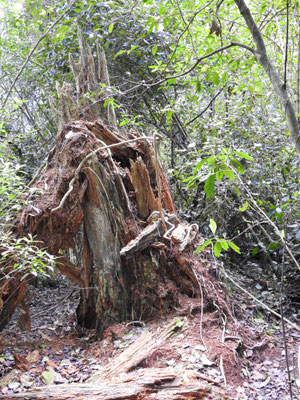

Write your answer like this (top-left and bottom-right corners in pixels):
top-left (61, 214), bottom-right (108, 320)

top-left (228, 241), bottom-right (241, 254)
top-left (206, 155), bottom-right (216, 167)
top-left (204, 175), bottom-right (215, 198)
top-left (212, 72), bottom-right (220, 85)
top-left (239, 201), bottom-right (249, 212)
top-left (280, 230), bottom-right (285, 239)
top-left (196, 239), bottom-right (212, 253)
top-left (269, 242), bottom-right (280, 250)
top-left (230, 158), bottom-right (245, 174)
top-left (223, 169), bottom-right (235, 180)
top-left (218, 239), bottom-right (229, 250)
top-left (234, 185), bottom-right (241, 196)
top-left (214, 241), bottom-right (222, 257)
top-left (216, 171), bottom-right (223, 181)
top-left (108, 23), bottom-right (114, 33)
top-left (209, 219), bottom-right (217, 234)
top-left (152, 45), bottom-right (158, 55)
top-left (193, 157), bottom-right (208, 173)
top-left (222, 71), bottom-right (228, 83)
top-left (175, 318), bottom-right (184, 328)
top-left (114, 50), bottom-right (127, 58)
top-left (196, 79), bottom-right (201, 92)
top-left (234, 151), bottom-right (253, 161)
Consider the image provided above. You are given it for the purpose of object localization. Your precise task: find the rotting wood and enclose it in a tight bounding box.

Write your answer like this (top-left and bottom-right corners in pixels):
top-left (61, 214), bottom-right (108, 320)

top-left (120, 219), bottom-right (163, 258)
top-left (90, 331), bottom-right (157, 381)
top-left (89, 318), bottom-right (188, 382)
top-left (130, 157), bottom-right (158, 219)
top-left (54, 256), bottom-right (84, 287)
top-left (0, 360), bottom-right (226, 400)
top-left (52, 27), bottom-right (117, 131)
top-left (0, 375), bottom-right (214, 400)
top-left (170, 223), bottom-right (200, 252)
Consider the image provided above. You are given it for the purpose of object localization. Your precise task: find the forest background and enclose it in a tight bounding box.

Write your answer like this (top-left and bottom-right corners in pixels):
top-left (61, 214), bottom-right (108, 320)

top-left (0, 0), bottom-right (299, 321)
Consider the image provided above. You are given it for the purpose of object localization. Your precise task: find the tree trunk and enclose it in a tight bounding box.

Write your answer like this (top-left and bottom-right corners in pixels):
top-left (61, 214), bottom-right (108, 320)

top-left (234, 0), bottom-right (300, 159)
top-left (0, 29), bottom-right (217, 335)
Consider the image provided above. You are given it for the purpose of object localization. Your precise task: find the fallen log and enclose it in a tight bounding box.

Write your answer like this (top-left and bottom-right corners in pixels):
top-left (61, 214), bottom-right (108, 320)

top-left (0, 375), bottom-right (213, 400)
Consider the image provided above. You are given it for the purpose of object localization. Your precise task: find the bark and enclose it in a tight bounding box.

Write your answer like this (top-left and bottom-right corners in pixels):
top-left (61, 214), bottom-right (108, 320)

top-left (0, 272), bottom-right (27, 332)
top-left (234, 0), bottom-right (300, 158)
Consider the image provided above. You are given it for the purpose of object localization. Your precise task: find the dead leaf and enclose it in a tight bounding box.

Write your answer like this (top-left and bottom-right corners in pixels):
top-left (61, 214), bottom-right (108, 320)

top-left (252, 371), bottom-right (265, 380)
top-left (209, 20), bottom-right (221, 36)
top-left (26, 350), bottom-right (40, 364)
top-left (46, 359), bottom-right (58, 369)
top-left (12, 352), bottom-right (31, 372)
top-left (40, 332), bottom-right (52, 341)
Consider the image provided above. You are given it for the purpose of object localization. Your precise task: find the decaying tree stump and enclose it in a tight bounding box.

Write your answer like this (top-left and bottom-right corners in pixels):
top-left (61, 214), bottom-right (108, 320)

top-left (0, 29), bottom-right (217, 335)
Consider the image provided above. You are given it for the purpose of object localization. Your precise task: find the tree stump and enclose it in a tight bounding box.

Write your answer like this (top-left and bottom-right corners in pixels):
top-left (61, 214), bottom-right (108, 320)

top-left (0, 29), bottom-right (213, 335)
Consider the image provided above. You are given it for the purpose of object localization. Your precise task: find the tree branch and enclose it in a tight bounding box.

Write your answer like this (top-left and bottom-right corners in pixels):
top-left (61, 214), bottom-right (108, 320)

top-left (186, 87), bottom-right (225, 126)
top-left (152, 43), bottom-right (243, 87)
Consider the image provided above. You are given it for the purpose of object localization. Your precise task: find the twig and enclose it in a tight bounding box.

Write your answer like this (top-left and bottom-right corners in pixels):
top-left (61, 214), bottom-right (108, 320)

top-left (31, 289), bottom-right (76, 318)
top-left (196, 372), bottom-right (221, 386)
top-left (163, 0), bottom-right (215, 72)
top-left (284, 0), bottom-right (289, 88)
top-left (219, 355), bottom-right (227, 386)
top-left (221, 313), bottom-right (227, 345)
top-left (297, 8), bottom-right (300, 123)
top-left (298, 345), bottom-right (300, 385)
top-left (153, 132), bottom-right (166, 232)
top-left (230, 219), bottom-right (269, 241)
top-left (172, 0), bottom-right (197, 56)
top-left (192, 269), bottom-right (206, 350)
top-left (186, 87), bottom-right (225, 126)
top-left (225, 336), bottom-right (267, 351)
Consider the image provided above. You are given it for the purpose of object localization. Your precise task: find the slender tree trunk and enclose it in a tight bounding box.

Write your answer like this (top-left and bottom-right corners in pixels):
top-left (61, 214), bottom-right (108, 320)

top-left (234, 0), bottom-right (300, 158)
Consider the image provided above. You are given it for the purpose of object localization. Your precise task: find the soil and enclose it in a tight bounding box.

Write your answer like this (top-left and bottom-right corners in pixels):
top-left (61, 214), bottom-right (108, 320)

top-left (0, 270), bottom-right (299, 400)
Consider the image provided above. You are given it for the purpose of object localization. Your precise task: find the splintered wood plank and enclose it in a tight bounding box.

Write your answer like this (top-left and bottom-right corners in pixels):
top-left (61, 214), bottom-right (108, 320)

top-left (89, 331), bottom-right (156, 381)
top-left (150, 154), bottom-right (177, 215)
top-left (90, 318), bottom-right (190, 382)
top-left (130, 157), bottom-right (158, 218)
top-left (120, 220), bottom-right (163, 258)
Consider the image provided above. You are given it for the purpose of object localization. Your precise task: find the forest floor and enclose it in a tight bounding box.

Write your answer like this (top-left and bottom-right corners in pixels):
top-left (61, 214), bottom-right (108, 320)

top-left (0, 270), bottom-right (299, 400)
